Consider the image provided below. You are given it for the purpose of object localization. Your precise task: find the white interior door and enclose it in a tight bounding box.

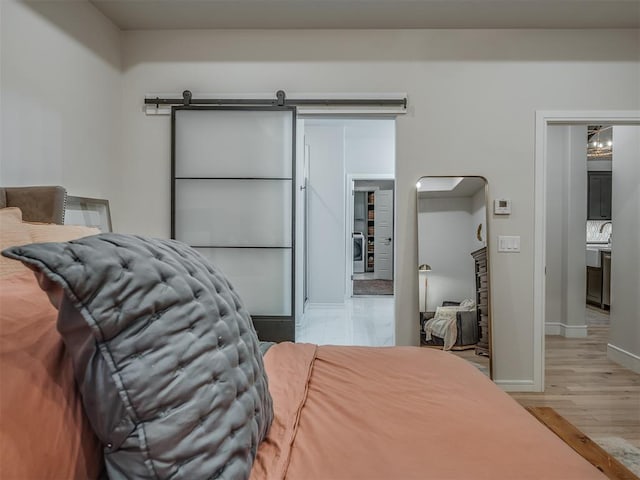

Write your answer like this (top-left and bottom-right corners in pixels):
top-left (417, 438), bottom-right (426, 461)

top-left (374, 189), bottom-right (393, 280)
top-left (172, 106), bottom-right (296, 341)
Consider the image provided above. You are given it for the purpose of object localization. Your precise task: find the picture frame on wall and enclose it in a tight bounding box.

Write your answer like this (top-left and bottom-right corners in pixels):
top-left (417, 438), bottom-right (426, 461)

top-left (64, 196), bottom-right (112, 232)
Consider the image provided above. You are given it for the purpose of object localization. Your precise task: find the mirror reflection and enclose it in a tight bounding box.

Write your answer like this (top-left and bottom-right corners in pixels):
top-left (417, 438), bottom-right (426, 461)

top-left (417, 176), bottom-right (492, 378)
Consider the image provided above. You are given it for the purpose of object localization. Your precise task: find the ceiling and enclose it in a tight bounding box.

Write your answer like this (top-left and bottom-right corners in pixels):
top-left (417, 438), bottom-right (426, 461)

top-left (418, 177), bottom-right (486, 199)
top-left (88, 0), bottom-right (640, 30)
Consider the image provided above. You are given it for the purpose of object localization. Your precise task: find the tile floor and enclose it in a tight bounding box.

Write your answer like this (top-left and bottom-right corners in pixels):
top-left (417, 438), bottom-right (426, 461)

top-left (296, 296), bottom-right (395, 346)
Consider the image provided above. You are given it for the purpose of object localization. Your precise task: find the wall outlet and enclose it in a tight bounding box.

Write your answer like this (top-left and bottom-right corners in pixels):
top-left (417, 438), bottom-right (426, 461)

top-left (498, 235), bottom-right (520, 252)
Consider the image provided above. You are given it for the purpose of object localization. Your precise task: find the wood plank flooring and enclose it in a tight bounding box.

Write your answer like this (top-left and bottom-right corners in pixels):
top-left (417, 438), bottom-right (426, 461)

top-left (527, 406), bottom-right (638, 480)
top-left (510, 326), bottom-right (640, 450)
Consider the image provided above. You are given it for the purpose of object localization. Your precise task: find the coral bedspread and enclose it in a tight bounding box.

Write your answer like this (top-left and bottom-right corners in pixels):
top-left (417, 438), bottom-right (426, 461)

top-left (0, 272), bottom-right (103, 479)
top-left (251, 343), bottom-right (605, 480)
top-left (1, 272), bottom-right (604, 480)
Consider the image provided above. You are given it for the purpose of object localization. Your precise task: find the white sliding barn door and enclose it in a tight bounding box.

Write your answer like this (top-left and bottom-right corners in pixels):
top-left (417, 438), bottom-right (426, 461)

top-left (172, 106), bottom-right (296, 341)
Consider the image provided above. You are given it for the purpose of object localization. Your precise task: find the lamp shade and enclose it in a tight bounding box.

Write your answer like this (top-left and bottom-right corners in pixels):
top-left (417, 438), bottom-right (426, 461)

top-left (418, 264), bottom-right (432, 272)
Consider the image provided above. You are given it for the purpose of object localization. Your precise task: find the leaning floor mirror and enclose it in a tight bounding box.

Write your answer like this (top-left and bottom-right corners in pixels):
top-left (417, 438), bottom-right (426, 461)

top-left (417, 176), bottom-right (492, 378)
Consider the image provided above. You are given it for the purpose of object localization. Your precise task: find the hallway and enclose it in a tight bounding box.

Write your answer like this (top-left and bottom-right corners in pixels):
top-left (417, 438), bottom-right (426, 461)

top-left (296, 297), bottom-right (394, 346)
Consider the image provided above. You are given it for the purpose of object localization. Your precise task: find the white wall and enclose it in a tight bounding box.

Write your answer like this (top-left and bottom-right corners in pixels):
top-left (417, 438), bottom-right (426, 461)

top-left (306, 124), bottom-right (345, 304)
top-left (345, 120), bottom-right (395, 174)
top-left (545, 126), bottom-right (588, 337)
top-left (545, 125), bottom-right (587, 337)
top-left (608, 126), bottom-right (640, 373)
top-left (418, 197), bottom-right (476, 311)
top-left (471, 186), bottom-right (487, 251)
top-left (0, 0), bottom-right (121, 202)
top-left (565, 126), bottom-right (588, 332)
top-left (545, 126), bottom-right (567, 327)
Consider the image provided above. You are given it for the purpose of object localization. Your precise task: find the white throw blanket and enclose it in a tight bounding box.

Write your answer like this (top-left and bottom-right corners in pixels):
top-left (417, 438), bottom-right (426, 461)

top-left (424, 299), bottom-right (476, 351)
top-left (424, 307), bottom-right (459, 350)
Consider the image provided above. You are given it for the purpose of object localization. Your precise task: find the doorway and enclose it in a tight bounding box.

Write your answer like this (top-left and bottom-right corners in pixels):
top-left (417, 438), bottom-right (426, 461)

top-left (534, 111), bottom-right (640, 391)
top-left (350, 179), bottom-right (395, 296)
top-left (297, 117), bottom-right (396, 346)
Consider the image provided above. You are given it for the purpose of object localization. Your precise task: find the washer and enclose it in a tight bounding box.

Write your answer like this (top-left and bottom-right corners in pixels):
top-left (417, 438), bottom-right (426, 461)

top-left (353, 232), bottom-right (365, 273)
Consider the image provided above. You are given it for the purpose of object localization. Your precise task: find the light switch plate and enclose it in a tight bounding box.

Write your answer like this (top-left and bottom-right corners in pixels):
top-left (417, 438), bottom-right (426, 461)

top-left (498, 235), bottom-right (520, 252)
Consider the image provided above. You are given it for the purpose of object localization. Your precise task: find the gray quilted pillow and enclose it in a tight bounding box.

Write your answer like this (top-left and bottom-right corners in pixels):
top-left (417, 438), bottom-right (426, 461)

top-left (3, 234), bottom-right (273, 480)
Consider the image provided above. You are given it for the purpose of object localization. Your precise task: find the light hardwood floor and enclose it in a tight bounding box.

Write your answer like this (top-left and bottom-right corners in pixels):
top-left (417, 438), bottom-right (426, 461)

top-left (510, 325), bottom-right (640, 450)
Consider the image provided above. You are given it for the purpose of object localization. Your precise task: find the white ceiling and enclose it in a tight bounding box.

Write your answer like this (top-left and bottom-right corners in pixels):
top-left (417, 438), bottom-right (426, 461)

top-left (418, 177), bottom-right (486, 199)
top-left (89, 0), bottom-right (640, 30)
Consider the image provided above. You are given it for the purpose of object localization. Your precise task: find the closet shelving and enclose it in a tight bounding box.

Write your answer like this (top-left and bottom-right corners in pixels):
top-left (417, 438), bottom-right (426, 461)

top-left (367, 192), bottom-right (375, 271)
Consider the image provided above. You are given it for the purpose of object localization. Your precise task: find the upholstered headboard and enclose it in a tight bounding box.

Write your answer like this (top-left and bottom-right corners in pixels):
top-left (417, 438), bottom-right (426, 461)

top-left (0, 186), bottom-right (66, 224)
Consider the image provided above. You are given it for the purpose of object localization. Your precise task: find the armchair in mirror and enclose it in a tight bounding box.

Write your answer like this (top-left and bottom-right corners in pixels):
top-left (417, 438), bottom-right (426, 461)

top-left (417, 176), bottom-right (492, 378)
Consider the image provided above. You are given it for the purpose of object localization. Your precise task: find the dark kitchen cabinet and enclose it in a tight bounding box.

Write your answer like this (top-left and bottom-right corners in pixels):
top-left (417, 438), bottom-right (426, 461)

top-left (588, 172), bottom-right (612, 220)
top-left (586, 266), bottom-right (602, 306)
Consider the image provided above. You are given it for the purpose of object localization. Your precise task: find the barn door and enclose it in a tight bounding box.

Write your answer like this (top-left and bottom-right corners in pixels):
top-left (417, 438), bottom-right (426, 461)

top-left (172, 106), bottom-right (296, 341)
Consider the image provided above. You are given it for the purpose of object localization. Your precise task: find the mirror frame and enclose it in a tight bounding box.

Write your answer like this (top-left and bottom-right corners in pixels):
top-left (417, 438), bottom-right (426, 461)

top-left (416, 175), bottom-right (493, 379)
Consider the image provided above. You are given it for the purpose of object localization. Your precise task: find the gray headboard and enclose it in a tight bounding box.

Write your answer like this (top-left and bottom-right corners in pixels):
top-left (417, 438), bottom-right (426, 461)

top-left (0, 186), bottom-right (67, 224)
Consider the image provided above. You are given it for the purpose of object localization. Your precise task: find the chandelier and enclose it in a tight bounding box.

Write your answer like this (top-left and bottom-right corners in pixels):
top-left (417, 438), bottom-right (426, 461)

top-left (587, 126), bottom-right (612, 159)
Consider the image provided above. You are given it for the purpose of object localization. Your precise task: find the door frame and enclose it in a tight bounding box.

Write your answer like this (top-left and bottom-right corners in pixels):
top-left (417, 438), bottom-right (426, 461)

top-left (533, 110), bottom-right (640, 392)
top-left (296, 115), bottom-right (400, 327)
top-left (346, 173), bottom-right (395, 298)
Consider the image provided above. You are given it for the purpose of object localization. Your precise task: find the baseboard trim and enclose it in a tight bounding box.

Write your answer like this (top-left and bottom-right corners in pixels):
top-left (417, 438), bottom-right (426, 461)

top-left (545, 322), bottom-right (562, 335)
top-left (544, 322), bottom-right (588, 338)
top-left (495, 380), bottom-right (539, 392)
top-left (607, 343), bottom-right (640, 374)
top-left (562, 324), bottom-right (588, 338)
top-left (305, 302), bottom-right (345, 309)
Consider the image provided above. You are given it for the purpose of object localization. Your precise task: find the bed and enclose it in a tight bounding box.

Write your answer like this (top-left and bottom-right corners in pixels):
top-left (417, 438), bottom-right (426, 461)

top-left (0, 187), bottom-right (607, 480)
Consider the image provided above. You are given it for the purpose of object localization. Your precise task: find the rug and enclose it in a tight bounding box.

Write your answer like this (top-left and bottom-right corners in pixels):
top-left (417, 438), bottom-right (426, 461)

top-left (527, 407), bottom-right (640, 480)
top-left (353, 279), bottom-right (393, 296)
top-left (593, 437), bottom-right (640, 477)
top-left (467, 361), bottom-right (490, 377)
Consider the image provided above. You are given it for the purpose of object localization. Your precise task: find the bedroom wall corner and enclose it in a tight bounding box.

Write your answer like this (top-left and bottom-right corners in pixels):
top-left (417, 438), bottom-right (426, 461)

top-left (0, 0), bottom-right (123, 212)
